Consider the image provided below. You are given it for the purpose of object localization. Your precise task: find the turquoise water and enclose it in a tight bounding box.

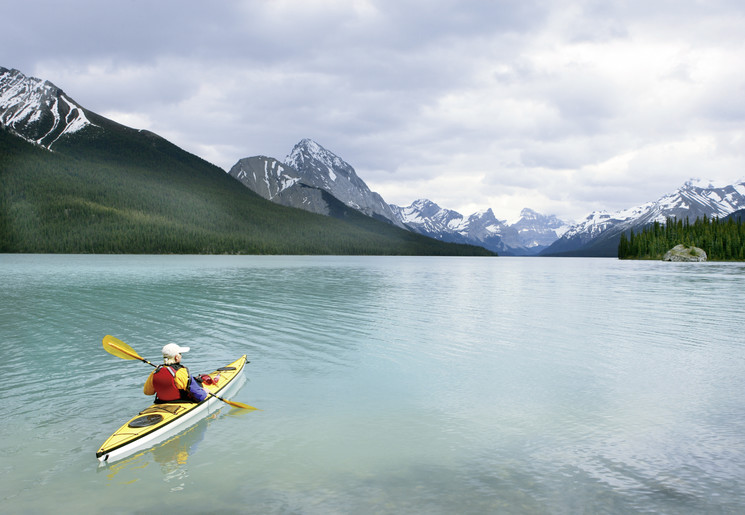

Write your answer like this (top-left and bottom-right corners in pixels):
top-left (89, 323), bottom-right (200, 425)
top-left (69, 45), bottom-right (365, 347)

top-left (1, 255), bottom-right (744, 514)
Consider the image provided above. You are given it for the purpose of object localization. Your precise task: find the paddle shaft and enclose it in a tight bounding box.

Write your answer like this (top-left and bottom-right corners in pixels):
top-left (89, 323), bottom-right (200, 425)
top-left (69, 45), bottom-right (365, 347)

top-left (112, 343), bottom-right (156, 367)
top-left (208, 392), bottom-right (239, 407)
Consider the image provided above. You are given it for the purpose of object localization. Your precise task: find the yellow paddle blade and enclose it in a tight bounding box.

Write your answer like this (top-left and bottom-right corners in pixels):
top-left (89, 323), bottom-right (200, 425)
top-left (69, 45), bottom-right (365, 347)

top-left (102, 335), bottom-right (143, 361)
top-left (225, 399), bottom-right (259, 410)
top-left (208, 392), bottom-right (258, 410)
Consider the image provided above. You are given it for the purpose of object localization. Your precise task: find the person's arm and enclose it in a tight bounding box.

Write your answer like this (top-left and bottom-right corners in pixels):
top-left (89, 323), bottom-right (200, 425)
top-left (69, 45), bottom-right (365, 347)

top-left (175, 367), bottom-right (190, 390)
top-left (144, 371), bottom-right (155, 395)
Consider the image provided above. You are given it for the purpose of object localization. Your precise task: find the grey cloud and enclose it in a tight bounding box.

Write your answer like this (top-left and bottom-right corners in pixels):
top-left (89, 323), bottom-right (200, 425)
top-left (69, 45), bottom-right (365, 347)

top-left (2, 0), bottom-right (745, 221)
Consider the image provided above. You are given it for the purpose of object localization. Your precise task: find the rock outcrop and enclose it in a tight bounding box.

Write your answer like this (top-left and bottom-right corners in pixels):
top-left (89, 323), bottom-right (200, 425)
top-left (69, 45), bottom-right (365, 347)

top-left (663, 244), bottom-right (707, 262)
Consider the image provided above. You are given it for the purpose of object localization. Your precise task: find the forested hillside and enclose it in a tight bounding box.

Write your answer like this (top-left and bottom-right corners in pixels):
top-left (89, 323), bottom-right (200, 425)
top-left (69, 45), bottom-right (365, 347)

top-left (618, 216), bottom-right (745, 261)
top-left (0, 127), bottom-right (494, 256)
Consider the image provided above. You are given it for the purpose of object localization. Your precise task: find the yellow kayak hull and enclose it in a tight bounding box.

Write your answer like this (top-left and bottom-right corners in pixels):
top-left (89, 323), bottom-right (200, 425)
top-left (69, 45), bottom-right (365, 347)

top-left (96, 355), bottom-right (247, 463)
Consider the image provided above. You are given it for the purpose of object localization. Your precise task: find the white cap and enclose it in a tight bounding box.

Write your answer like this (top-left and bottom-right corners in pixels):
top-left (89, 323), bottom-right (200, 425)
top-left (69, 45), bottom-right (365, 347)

top-left (162, 343), bottom-right (190, 358)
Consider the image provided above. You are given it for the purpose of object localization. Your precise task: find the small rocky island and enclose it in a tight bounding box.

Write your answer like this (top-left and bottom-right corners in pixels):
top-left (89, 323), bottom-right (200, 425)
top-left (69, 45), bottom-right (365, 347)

top-left (662, 244), bottom-right (708, 262)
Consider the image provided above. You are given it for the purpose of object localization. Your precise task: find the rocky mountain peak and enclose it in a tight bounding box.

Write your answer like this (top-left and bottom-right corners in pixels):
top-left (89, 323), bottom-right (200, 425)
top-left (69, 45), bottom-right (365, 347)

top-left (465, 209), bottom-right (505, 234)
top-left (472, 207), bottom-right (497, 218)
top-left (0, 67), bottom-right (96, 148)
top-left (519, 208), bottom-right (539, 220)
top-left (409, 199), bottom-right (451, 218)
top-left (229, 139), bottom-right (406, 228)
top-left (285, 138), bottom-right (355, 182)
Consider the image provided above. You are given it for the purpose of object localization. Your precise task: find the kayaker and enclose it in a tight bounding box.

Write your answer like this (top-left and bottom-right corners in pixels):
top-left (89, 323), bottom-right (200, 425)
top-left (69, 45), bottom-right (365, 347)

top-left (144, 343), bottom-right (207, 403)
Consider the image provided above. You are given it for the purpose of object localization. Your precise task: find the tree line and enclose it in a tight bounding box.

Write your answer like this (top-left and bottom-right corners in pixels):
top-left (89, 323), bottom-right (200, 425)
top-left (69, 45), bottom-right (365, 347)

top-left (618, 215), bottom-right (745, 260)
top-left (0, 127), bottom-right (495, 256)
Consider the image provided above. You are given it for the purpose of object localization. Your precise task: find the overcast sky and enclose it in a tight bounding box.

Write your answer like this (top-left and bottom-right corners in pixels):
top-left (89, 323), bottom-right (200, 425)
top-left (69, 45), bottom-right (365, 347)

top-left (4, 0), bottom-right (745, 222)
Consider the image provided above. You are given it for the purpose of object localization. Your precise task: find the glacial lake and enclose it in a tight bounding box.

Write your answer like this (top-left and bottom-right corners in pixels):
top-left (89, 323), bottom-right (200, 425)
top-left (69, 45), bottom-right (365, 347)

top-left (1, 254), bottom-right (744, 514)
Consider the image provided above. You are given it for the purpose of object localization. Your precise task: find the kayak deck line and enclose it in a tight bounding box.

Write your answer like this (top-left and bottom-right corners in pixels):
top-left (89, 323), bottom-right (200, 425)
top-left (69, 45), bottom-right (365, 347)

top-left (96, 355), bottom-right (247, 464)
top-left (141, 404), bottom-right (186, 415)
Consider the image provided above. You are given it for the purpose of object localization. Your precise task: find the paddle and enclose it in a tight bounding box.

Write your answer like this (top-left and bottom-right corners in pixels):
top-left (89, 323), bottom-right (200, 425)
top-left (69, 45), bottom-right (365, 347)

top-left (102, 335), bottom-right (257, 410)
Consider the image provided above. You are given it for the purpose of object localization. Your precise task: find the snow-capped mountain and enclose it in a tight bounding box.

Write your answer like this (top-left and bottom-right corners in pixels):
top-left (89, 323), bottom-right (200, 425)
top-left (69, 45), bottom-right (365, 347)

top-left (390, 201), bottom-right (571, 255)
top-left (391, 199), bottom-right (468, 238)
top-left (511, 209), bottom-right (573, 249)
top-left (230, 156), bottom-right (299, 200)
top-left (542, 178), bottom-right (745, 256)
top-left (285, 139), bottom-right (406, 228)
top-left (631, 178), bottom-right (745, 225)
top-left (390, 200), bottom-right (503, 251)
top-left (0, 67), bottom-right (97, 148)
top-left (229, 141), bottom-right (572, 254)
top-left (12, 66), bottom-right (741, 258)
top-left (228, 154), bottom-right (352, 218)
top-left (229, 139), bottom-right (407, 228)
top-left (229, 155), bottom-right (300, 203)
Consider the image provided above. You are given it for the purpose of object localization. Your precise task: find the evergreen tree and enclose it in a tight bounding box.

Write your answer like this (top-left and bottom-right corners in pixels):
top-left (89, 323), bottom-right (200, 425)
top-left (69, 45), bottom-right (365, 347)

top-left (618, 215), bottom-right (745, 261)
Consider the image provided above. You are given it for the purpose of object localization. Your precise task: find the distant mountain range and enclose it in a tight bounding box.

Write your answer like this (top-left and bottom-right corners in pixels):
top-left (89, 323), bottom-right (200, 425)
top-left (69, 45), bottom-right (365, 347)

top-left (230, 139), bottom-right (745, 256)
top-left (542, 178), bottom-right (745, 256)
top-left (390, 201), bottom-right (571, 256)
top-left (3, 65), bottom-right (744, 257)
top-left (0, 66), bottom-right (492, 256)
top-left (230, 139), bottom-right (573, 255)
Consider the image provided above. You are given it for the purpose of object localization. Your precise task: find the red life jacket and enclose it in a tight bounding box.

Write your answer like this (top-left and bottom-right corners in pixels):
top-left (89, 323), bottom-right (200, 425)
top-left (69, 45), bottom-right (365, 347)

top-left (152, 365), bottom-right (186, 401)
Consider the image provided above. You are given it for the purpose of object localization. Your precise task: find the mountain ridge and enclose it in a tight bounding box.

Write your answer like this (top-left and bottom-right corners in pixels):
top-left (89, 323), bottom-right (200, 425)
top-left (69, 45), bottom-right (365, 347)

top-left (231, 139), bottom-right (407, 228)
top-left (5, 65), bottom-right (741, 258)
top-left (391, 201), bottom-right (573, 255)
top-left (231, 140), bottom-right (571, 254)
top-left (0, 66), bottom-right (494, 256)
top-left (541, 178), bottom-right (745, 256)
top-left (0, 67), bottom-right (98, 149)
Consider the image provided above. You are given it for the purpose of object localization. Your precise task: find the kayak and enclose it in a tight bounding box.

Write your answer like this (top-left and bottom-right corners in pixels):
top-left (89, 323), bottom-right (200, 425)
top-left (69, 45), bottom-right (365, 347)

top-left (96, 355), bottom-right (247, 463)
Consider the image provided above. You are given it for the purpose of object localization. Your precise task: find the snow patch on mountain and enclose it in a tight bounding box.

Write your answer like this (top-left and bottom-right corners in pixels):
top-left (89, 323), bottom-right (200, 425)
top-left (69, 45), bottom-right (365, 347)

top-left (282, 139), bottom-right (406, 228)
top-left (544, 178), bottom-right (745, 255)
top-left (390, 200), bottom-right (570, 255)
top-left (0, 67), bottom-right (96, 148)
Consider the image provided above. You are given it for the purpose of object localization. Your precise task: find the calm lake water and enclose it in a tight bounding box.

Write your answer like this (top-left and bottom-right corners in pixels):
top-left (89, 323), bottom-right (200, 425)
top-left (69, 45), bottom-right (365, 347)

top-left (1, 254), bottom-right (744, 514)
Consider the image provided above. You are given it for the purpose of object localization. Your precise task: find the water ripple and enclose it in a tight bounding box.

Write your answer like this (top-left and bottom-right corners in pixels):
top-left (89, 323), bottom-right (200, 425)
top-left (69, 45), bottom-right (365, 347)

top-left (2, 256), bottom-right (745, 513)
